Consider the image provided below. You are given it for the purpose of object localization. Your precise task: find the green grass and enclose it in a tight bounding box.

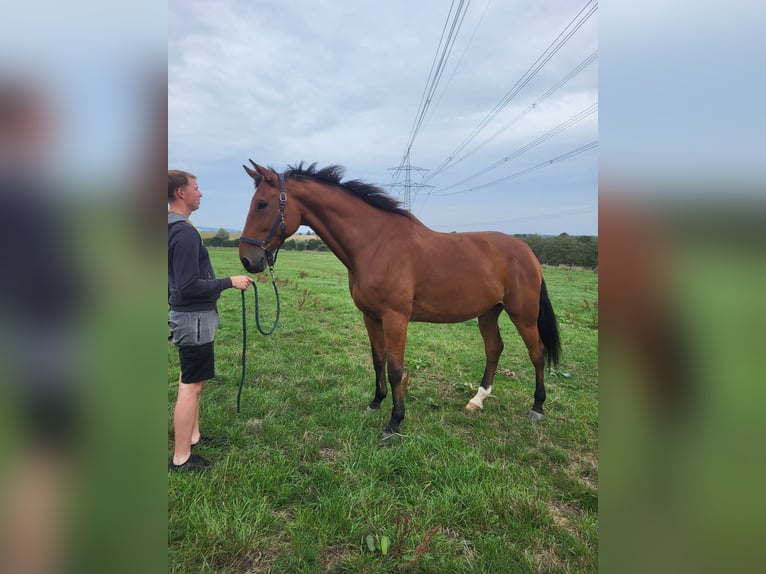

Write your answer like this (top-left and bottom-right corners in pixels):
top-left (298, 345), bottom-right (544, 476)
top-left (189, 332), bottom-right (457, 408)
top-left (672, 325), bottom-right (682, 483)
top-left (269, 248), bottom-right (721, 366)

top-left (169, 249), bottom-right (598, 573)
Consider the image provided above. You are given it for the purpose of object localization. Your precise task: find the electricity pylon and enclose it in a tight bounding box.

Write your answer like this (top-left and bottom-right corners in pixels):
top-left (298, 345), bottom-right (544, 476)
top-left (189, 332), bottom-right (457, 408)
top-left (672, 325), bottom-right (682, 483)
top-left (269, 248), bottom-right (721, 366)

top-left (386, 152), bottom-right (433, 210)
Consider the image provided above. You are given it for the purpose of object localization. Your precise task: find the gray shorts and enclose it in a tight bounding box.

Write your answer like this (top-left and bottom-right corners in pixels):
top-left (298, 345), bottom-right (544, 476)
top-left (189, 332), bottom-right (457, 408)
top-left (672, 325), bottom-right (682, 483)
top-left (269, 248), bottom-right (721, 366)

top-left (168, 309), bottom-right (220, 347)
top-left (169, 310), bottom-right (220, 383)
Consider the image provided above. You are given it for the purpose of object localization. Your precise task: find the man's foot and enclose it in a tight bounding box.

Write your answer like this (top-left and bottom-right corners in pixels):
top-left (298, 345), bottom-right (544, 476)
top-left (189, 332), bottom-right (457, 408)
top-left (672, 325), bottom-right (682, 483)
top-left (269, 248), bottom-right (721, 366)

top-left (168, 453), bottom-right (213, 472)
top-left (191, 435), bottom-right (229, 448)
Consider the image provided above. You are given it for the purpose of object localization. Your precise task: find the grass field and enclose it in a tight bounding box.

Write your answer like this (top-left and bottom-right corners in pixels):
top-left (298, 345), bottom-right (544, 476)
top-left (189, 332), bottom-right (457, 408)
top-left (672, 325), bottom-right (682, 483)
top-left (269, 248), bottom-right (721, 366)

top-left (168, 249), bottom-right (598, 573)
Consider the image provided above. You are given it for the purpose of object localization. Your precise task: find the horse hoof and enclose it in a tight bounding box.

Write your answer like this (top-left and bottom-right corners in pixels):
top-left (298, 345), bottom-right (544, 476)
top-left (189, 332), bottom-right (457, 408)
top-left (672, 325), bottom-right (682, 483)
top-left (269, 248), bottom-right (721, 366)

top-left (465, 401), bottom-right (483, 412)
top-left (527, 410), bottom-right (544, 421)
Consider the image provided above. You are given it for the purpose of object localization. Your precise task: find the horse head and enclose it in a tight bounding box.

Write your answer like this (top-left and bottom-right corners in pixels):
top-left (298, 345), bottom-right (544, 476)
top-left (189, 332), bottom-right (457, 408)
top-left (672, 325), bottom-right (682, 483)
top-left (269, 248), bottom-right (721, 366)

top-left (239, 161), bottom-right (299, 272)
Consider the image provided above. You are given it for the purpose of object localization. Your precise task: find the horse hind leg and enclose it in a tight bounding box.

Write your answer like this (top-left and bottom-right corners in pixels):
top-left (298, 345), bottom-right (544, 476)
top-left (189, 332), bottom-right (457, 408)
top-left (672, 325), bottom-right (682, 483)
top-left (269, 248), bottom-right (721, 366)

top-left (466, 305), bottom-right (504, 411)
top-left (515, 320), bottom-right (547, 420)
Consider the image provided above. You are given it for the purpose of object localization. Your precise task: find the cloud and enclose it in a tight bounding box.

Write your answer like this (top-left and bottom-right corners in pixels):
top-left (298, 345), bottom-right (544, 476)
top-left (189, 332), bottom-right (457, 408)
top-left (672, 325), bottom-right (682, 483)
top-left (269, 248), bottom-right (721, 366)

top-left (169, 0), bottom-right (598, 234)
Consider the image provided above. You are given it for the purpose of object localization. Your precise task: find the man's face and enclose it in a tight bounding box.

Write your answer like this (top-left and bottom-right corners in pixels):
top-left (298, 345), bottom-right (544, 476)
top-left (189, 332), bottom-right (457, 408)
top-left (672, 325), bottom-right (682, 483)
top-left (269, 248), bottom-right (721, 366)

top-left (179, 178), bottom-right (202, 211)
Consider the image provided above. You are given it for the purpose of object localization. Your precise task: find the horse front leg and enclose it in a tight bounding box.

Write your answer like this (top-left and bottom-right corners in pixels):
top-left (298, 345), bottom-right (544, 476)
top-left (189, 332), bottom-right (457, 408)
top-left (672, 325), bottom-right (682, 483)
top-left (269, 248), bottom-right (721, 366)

top-left (382, 313), bottom-right (409, 435)
top-left (466, 304), bottom-right (504, 411)
top-left (363, 314), bottom-right (387, 410)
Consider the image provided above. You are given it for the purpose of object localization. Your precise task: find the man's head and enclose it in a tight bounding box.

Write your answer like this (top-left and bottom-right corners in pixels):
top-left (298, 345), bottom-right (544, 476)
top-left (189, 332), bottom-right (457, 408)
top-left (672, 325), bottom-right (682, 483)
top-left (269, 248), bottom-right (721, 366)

top-left (168, 170), bottom-right (202, 213)
top-left (0, 77), bottom-right (55, 167)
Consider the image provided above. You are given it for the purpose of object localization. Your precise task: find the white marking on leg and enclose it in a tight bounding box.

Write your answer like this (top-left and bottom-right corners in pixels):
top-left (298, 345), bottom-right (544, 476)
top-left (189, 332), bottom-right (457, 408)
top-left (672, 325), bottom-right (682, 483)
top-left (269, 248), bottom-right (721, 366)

top-left (466, 386), bottom-right (492, 410)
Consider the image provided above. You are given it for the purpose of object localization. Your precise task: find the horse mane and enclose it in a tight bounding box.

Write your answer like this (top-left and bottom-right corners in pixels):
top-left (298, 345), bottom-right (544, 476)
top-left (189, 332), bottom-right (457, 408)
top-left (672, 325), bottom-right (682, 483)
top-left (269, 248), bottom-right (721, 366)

top-left (283, 162), bottom-right (411, 217)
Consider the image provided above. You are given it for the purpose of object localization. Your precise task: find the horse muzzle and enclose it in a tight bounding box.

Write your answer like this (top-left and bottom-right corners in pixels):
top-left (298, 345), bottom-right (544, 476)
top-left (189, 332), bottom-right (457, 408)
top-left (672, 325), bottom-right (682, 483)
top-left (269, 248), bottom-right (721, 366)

top-left (239, 244), bottom-right (267, 273)
top-left (241, 256), bottom-right (266, 274)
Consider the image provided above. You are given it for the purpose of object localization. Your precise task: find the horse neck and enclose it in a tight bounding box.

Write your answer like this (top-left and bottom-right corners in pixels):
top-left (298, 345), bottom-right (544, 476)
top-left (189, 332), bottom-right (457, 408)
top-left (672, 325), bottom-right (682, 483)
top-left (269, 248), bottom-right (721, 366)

top-left (291, 180), bottom-right (396, 269)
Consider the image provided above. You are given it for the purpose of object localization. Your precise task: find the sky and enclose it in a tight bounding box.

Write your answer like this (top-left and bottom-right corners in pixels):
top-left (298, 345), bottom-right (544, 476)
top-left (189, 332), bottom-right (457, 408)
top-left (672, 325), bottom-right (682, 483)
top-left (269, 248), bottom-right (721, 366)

top-left (169, 0), bottom-right (598, 236)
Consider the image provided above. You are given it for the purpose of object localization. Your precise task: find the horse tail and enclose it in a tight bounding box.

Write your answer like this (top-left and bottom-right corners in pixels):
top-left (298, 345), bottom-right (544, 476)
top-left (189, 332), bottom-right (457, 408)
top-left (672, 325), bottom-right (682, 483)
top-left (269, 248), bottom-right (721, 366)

top-left (538, 279), bottom-right (562, 367)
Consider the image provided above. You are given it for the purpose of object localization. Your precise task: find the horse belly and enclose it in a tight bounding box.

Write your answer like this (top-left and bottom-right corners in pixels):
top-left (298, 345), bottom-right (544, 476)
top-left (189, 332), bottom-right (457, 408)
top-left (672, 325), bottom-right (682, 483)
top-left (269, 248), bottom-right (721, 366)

top-left (410, 282), bottom-right (502, 323)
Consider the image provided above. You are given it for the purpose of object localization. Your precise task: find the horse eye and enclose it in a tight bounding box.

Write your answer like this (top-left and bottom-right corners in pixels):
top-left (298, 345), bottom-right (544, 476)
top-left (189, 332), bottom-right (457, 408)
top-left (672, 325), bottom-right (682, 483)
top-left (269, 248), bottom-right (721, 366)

top-left (256, 201), bottom-right (268, 210)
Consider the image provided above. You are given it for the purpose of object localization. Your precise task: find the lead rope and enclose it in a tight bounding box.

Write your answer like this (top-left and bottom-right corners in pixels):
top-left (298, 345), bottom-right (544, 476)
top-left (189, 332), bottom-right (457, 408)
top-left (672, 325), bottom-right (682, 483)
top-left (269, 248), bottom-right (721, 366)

top-left (237, 266), bottom-right (280, 414)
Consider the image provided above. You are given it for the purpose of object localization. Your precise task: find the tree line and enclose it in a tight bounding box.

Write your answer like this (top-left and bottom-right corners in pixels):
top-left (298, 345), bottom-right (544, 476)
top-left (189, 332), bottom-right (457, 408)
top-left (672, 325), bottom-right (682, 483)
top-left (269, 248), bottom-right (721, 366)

top-left (513, 233), bottom-right (598, 268)
top-left (202, 228), bottom-right (329, 251)
top-left (203, 228), bottom-right (597, 267)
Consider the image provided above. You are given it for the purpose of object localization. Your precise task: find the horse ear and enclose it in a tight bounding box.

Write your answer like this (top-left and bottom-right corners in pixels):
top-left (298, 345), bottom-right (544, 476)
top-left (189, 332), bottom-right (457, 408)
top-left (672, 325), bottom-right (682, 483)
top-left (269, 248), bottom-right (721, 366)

top-left (242, 163), bottom-right (262, 185)
top-left (249, 160), bottom-right (277, 187)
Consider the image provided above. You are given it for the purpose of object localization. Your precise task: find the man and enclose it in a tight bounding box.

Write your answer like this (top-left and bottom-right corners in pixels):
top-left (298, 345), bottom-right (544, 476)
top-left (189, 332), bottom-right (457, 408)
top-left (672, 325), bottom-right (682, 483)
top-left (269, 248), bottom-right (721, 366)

top-left (0, 74), bottom-right (84, 574)
top-left (168, 170), bottom-right (252, 472)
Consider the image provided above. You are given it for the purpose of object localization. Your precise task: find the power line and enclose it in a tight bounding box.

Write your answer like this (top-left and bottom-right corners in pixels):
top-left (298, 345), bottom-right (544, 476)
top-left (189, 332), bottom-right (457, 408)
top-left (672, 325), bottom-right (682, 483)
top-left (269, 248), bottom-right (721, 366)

top-left (435, 140), bottom-right (598, 196)
top-left (391, 0), bottom-right (471, 209)
top-left (426, 0), bottom-right (494, 129)
top-left (425, 49), bottom-right (598, 181)
top-left (438, 102), bottom-right (598, 192)
top-left (430, 206), bottom-right (596, 231)
top-left (399, 0), bottom-right (472, 165)
top-left (428, 0), bottom-right (598, 178)
top-left (539, 49), bottom-right (598, 101)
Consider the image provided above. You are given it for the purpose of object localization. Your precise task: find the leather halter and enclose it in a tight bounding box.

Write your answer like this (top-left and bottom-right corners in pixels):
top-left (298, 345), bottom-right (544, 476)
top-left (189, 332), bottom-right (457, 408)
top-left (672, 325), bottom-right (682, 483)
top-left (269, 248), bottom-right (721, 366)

top-left (239, 172), bottom-right (288, 268)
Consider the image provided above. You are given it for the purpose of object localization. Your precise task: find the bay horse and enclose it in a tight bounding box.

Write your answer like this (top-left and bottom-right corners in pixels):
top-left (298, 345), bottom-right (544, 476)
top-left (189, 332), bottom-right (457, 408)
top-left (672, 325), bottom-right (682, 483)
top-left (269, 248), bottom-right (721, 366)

top-left (239, 161), bottom-right (561, 435)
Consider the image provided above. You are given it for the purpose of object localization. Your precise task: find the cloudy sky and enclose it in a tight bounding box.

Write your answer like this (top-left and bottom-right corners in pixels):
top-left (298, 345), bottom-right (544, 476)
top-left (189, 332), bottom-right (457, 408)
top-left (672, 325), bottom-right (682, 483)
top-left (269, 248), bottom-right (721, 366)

top-left (169, 0), bottom-right (598, 235)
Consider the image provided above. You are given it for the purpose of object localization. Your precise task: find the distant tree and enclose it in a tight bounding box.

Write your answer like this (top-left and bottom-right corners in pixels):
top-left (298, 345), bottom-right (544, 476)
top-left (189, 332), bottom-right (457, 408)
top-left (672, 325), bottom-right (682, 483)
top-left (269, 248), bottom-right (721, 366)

top-left (215, 228), bottom-right (230, 241)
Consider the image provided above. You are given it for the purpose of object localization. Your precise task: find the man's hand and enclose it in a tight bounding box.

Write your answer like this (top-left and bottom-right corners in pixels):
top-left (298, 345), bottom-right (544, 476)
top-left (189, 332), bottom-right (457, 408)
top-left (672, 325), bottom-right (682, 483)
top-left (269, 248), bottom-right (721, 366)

top-left (230, 275), bottom-right (253, 290)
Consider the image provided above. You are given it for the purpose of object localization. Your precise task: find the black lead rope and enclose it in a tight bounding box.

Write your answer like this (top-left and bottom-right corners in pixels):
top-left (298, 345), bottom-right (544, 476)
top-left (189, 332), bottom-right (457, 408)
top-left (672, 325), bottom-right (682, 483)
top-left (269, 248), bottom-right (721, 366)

top-left (237, 267), bottom-right (280, 414)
